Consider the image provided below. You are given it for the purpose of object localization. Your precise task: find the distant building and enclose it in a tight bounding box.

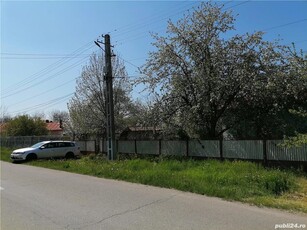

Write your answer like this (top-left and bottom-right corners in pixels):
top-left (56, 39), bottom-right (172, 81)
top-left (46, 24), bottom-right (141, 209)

top-left (45, 120), bottom-right (63, 136)
top-left (119, 127), bottom-right (162, 140)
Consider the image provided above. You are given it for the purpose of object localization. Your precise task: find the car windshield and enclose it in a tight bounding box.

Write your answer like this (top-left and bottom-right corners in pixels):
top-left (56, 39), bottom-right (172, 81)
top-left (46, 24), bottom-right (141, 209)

top-left (31, 142), bottom-right (47, 148)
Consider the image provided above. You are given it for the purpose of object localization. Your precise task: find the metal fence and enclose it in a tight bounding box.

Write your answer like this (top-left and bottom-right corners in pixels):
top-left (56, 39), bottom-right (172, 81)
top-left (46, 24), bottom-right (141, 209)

top-left (79, 139), bottom-right (307, 162)
top-left (1, 137), bottom-right (307, 162)
top-left (0, 136), bottom-right (70, 148)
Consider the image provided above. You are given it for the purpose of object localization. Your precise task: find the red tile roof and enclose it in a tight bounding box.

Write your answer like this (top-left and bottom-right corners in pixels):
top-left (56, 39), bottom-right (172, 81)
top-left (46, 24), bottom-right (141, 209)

top-left (46, 122), bottom-right (62, 131)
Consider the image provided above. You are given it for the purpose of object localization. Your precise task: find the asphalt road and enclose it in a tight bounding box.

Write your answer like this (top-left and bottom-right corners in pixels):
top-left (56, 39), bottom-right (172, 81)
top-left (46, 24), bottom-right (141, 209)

top-left (1, 161), bottom-right (306, 230)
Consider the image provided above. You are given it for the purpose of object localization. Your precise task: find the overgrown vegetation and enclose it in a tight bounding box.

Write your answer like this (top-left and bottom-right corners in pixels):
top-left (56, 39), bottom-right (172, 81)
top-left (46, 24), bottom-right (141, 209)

top-left (1, 147), bottom-right (306, 213)
top-left (3, 115), bottom-right (48, 136)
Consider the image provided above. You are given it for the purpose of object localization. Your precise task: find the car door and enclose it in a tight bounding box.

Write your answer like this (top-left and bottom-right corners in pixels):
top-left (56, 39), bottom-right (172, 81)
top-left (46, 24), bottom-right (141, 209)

top-left (55, 142), bottom-right (67, 157)
top-left (38, 142), bottom-right (56, 158)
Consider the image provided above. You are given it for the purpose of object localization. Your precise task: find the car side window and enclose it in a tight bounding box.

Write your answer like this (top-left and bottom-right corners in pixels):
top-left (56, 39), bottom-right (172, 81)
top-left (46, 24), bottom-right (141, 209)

top-left (58, 142), bottom-right (65, 148)
top-left (45, 143), bottom-right (56, 148)
top-left (65, 142), bottom-right (74, 147)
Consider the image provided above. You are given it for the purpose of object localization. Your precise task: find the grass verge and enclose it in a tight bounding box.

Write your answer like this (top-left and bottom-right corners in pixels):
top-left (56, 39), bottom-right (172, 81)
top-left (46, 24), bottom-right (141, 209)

top-left (1, 148), bottom-right (306, 213)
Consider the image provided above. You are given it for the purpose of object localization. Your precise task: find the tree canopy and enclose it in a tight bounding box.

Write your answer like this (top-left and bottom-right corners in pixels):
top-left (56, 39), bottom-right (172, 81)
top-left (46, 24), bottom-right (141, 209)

top-left (5, 115), bottom-right (48, 136)
top-left (139, 2), bottom-right (307, 139)
top-left (68, 53), bottom-right (139, 138)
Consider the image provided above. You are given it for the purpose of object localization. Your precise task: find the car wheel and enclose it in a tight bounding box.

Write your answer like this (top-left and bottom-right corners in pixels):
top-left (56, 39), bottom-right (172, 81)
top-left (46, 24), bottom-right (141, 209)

top-left (26, 153), bottom-right (37, 161)
top-left (65, 152), bottom-right (74, 159)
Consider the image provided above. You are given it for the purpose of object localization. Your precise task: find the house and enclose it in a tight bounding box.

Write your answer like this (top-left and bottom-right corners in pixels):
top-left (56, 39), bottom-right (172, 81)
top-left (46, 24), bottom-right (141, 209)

top-left (45, 120), bottom-right (63, 136)
top-left (119, 127), bottom-right (162, 140)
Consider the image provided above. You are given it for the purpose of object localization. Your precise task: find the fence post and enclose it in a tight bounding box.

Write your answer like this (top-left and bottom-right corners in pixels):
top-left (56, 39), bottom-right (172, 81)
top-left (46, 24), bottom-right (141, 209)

top-left (135, 139), bottom-right (137, 154)
top-left (186, 139), bottom-right (189, 157)
top-left (95, 140), bottom-right (98, 154)
top-left (263, 140), bottom-right (267, 166)
top-left (100, 139), bottom-right (104, 154)
top-left (116, 139), bottom-right (119, 155)
top-left (219, 139), bottom-right (224, 161)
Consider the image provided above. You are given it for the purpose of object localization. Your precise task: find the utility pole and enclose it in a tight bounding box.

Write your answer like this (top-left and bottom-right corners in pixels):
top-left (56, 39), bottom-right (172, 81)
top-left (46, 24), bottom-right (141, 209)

top-left (104, 34), bottom-right (116, 160)
top-left (95, 34), bottom-right (116, 160)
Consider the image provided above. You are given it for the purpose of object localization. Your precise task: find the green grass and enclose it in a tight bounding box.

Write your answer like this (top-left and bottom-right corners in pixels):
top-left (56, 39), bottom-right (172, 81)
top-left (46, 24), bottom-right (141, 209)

top-left (1, 148), bottom-right (307, 213)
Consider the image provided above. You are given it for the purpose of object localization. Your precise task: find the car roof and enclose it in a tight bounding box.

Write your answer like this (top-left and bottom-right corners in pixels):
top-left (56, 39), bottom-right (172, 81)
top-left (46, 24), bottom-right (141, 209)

top-left (37, 140), bottom-right (74, 145)
top-left (54, 140), bottom-right (74, 142)
top-left (45, 140), bottom-right (74, 143)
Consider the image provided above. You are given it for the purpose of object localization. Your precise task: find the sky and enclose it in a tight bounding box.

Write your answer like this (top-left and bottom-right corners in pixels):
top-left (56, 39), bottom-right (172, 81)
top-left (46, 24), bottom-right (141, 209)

top-left (1, 0), bottom-right (307, 119)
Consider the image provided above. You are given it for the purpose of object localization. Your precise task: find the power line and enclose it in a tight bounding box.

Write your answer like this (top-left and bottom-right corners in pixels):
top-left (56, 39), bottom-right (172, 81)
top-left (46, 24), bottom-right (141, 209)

top-left (3, 49), bottom-right (106, 106)
top-left (114, 1), bottom-right (251, 74)
top-left (112, 1), bottom-right (216, 47)
top-left (1, 52), bottom-right (91, 56)
top-left (1, 49), bottom-right (94, 98)
top-left (112, 1), bottom-right (200, 39)
top-left (116, 4), bottom-right (306, 69)
top-left (224, 0), bottom-right (251, 10)
top-left (9, 77), bottom-right (78, 107)
top-left (1, 53), bottom-right (91, 59)
top-left (2, 44), bottom-right (93, 95)
top-left (1, 55), bottom-right (89, 99)
top-left (1, 42), bottom-right (94, 94)
top-left (118, 56), bottom-right (142, 72)
top-left (10, 93), bottom-right (74, 115)
top-left (262, 19), bottom-right (307, 32)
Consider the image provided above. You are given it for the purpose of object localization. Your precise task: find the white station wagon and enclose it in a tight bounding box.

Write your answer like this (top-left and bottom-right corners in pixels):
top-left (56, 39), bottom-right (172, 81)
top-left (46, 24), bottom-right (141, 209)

top-left (11, 141), bottom-right (81, 162)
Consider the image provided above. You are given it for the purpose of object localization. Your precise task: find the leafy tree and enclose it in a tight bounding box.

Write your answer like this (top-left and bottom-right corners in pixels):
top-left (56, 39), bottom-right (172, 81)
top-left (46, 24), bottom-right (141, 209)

top-left (6, 115), bottom-right (48, 136)
top-left (282, 51), bottom-right (307, 145)
top-left (139, 2), bottom-right (307, 139)
top-left (233, 44), bottom-right (307, 139)
top-left (68, 53), bottom-right (137, 138)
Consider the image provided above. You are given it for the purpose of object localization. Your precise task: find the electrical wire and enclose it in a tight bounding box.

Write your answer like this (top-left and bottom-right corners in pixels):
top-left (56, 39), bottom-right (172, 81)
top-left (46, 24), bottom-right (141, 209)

top-left (1, 46), bottom-right (93, 96)
top-left (112, 1), bottom-right (230, 48)
top-left (224, 0), bottom-right (251, 11)
top-left (1, 53), bottom-right (91, 59)
top-left (1, 42), bottom-right (94, 94)
top-left (113, 0), bottom-right (239, 45)
top-left (111, 1), bottom-right (200, 40)
top-left (262, 19), bottom-right (307, 32)
top-left (9, 93), bottom-right (74, 115)
top-left (9, 77), bottom-right (78, 107)
top-left (1, 55), bottom-right (90, 99)
top-left (118, 10), bottom-right (307, 73)
top-left (113, 0), bottom-right (250, 75)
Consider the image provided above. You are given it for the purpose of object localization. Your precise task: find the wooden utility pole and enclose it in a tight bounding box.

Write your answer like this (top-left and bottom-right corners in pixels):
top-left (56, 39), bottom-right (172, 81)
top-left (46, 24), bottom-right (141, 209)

top-left (104, 34), bottom-right (116, 160)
